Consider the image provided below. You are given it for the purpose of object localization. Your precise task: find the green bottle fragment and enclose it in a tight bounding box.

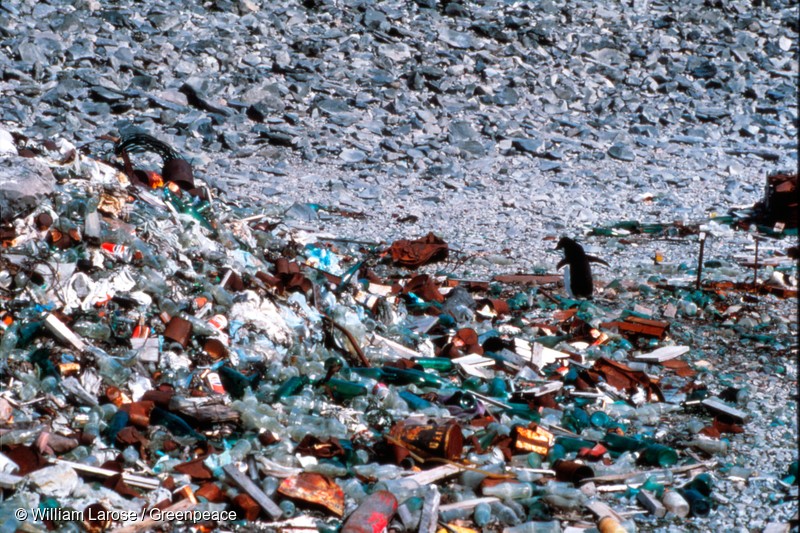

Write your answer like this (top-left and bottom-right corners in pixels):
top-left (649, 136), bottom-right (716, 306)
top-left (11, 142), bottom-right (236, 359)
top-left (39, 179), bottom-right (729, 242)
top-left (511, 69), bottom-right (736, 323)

top-left (602, 433), bottom-right (647, 453)
top-left (219, 366), bottom-right (261, 399)
top-left (29, 347), bottom-right (59, 379)
top-left (150, 406), bottom-right (205, 440)
top-left (163, 186), bottom-right (214, 230)
top-left (640, 443), bottom-right (678, 467)
top-left (272, 375), bottom-right (309, 402)
top-left (318, 377), bottom-right (368, 401)
top-left (555, 436), bottom-right (594, 453)
top-left (414, 357), bottom-right (454, 372)
top-left (381, 366), bottom-right (444, 388)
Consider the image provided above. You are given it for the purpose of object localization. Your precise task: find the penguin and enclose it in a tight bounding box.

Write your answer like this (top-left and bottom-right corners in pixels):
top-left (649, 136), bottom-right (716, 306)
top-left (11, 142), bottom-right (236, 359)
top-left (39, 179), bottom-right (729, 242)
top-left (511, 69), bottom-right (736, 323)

top-left (555, 237), bottom-right (609, 299)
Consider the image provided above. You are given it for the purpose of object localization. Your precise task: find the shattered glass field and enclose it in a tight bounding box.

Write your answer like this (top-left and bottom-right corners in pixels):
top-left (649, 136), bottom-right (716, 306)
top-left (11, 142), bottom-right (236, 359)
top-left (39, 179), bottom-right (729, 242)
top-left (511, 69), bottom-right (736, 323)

top-left (0, 0), bottom-right (797, 532)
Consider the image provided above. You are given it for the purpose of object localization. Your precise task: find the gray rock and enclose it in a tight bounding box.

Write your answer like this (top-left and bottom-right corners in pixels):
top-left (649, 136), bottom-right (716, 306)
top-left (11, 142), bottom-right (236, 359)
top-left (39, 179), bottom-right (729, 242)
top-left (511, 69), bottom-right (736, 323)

top-left (512, 138), bottom-right (545, 155)
top-left (27, 464), bottom-right (80, 498)
top-left (608, 143), bottom-right (635, 162)
top-left (0, 156), bottom-right (55, 223)
top-left (439, 28), bottom-right (476, 49)
top-left (340, 149), bottom-right (367, 163)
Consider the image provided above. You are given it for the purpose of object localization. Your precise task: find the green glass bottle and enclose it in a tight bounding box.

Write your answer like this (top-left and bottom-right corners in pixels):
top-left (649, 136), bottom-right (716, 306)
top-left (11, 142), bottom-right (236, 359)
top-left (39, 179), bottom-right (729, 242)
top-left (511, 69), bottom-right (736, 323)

top-left (272, 375), bottom-right (309, 402)
top-left (414, 357), bottom-right (454, 372)
top-left (640, 443), bottom-right (678, 468)
top-left (602, 433), bottom-right (647, 453)
top-left (381, 366), bottom-right (444, 388)
top-left (318, 377), bottom-right (368, 401)
top-left (678, 488), bottom-right (711, 517)
top-left (555, 436), bottom-right (594, 453)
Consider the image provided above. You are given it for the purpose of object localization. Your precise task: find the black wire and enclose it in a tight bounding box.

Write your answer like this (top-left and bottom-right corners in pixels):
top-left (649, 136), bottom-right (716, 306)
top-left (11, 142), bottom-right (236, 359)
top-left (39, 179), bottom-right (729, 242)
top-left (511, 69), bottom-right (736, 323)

top-left (114, 133), bottom-right (182, 163)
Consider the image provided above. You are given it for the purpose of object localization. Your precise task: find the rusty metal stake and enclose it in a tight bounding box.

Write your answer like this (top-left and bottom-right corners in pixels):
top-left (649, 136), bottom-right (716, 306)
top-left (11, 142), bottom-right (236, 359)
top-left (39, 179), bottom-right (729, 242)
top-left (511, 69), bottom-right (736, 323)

top-left (752, 236), bottom-right (759, 290)
top-left (695, 232), bottom-right (706, 291)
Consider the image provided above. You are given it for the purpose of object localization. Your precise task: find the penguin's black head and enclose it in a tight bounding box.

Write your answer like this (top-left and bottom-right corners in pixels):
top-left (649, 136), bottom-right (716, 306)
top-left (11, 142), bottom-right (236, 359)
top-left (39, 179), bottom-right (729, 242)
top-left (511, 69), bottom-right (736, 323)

top-left (556, 237), bottom-right (580, 252)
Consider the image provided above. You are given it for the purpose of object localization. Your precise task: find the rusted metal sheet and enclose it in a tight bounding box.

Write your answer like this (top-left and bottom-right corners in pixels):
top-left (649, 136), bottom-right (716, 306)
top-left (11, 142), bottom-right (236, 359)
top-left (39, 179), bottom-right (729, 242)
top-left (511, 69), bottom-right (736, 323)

top-left (278, 472), bottom-right (345, 517)
top-left (388, 419), bottom-right (464, 462)
top-left (388, 232), bottom-right (449, 268)
top-left (511, 425), bottom-right (554, 455)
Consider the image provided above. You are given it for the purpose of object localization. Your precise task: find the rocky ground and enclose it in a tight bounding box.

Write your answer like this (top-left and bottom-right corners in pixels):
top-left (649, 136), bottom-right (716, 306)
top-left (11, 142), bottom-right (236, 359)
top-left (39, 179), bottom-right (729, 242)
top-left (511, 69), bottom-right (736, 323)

top-left (0, 0), bottom-right (798, 531)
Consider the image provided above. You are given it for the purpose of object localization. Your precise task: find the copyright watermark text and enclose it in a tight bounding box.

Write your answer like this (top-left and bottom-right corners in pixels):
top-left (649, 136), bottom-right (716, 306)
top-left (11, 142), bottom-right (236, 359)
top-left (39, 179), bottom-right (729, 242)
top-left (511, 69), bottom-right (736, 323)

top-left (16, 506), bottom-right (237, 523)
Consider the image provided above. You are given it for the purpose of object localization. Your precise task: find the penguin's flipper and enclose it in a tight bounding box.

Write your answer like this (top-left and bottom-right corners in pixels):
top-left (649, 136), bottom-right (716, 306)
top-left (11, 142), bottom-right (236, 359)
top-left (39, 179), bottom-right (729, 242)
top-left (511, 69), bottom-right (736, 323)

top-left (587, 255), bottom-right (610, 268)
top-left (557, 258), bottom-right (568, 270)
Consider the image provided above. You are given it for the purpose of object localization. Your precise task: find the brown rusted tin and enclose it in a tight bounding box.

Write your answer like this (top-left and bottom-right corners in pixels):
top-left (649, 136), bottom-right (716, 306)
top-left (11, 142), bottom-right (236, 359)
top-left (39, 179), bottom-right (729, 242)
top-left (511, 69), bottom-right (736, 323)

top-left (277, 472), bottom-right (345, 517)
top-left (35, 213), bottom-right (53, 231)
top-left (553, 459), bottom-right (594, 484)
top-left (203, 338), bottom-right (227, 360)
top-left (512, 425), bottom-right (555, 456)
top-left (195, 482), bottom-right (225, 503)
top-left (162, 159), bottom-right (194, 189)
top-left (121, 400), bottom-right (155, 428)
top-left (389, 419), bottom-right (463, 461)
top-left (163, 316), bottom-right (192, 347)
top-left (233, 493), bottom-right (260, 521)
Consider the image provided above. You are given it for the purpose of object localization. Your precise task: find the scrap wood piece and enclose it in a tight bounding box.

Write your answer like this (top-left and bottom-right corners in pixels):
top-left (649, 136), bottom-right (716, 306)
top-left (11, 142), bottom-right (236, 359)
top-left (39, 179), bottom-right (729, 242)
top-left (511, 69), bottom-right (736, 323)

top-left (583, 499), bottom-right (625, 523)
top-left (223, 464), bottom-right (282, 520)
top-left (528, 342), bottom-right (571, 369)
top-left (261, 516), bottom-right (319, 532)
top-left (583, 460), bottom-right (716, 484)
top-left (591, 357), bottom-right (664, 402)
top-left (601, 316), bottom-right (669, 338)
top-left (388, 232), bottom-right (449, 268)
top-left (53, 459), bottom-right (159, 490)
top-left (637, 489), bottom-right (667, 517)
top-left (660, 358), bottom-right (696, 378)
top-left (405, 464), bottom-right (463, 485)
top-left (109, 499), bottom-right (195, 533)
top-left (438, 497), bottom-right (500, 512)
top-left (701, 398), bottom-right (748, 424)
top-left (492, 274), bottom-right (562, 285)
top-left (419, 485), bottom-right (441, 533)
top-left (635, 346), bottom-right (689, 362)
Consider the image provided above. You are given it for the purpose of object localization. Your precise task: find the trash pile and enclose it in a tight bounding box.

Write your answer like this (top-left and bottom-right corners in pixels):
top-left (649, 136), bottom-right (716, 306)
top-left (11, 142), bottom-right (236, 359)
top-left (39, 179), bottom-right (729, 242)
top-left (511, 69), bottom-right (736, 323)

top-left (0, 130), bottom-right (797, 533)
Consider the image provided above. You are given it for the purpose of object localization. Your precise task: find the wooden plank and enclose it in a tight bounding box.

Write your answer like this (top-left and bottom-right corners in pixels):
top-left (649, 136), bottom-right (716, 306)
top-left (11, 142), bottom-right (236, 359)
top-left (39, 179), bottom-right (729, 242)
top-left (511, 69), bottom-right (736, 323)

top-left (635, 346), bottom-right (690, 362)
top-left (44, 314), bottom-right (86, 352)
top-left (492, 274), bottom-right (562, 285)
top-left (418, 485), bottom-right (441, 533)
top-left (583, 499), bottom-right (624, 523)
top-left (405, 464), bottom-right (462, 485)
top-left (439, 497), bottom-right (499, 512)
top-left (223, 464), bottom-right (282, 520)
top-left (702, 398), bottom-right (748, 423)
top-left (110, 499), bottom-right (195, 533)
top-left (584, 460), bottom-right (715, 483)
top-left (637, 489), bottom-right (666, 517)
top-left (53, 459), bottom-right (159, 490)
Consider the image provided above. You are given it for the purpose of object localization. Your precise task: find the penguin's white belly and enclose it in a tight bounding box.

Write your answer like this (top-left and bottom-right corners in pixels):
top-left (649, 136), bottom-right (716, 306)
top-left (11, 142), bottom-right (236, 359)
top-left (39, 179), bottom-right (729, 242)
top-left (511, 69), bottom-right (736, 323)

top-left (563, 265), bottom-right (573, 298)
